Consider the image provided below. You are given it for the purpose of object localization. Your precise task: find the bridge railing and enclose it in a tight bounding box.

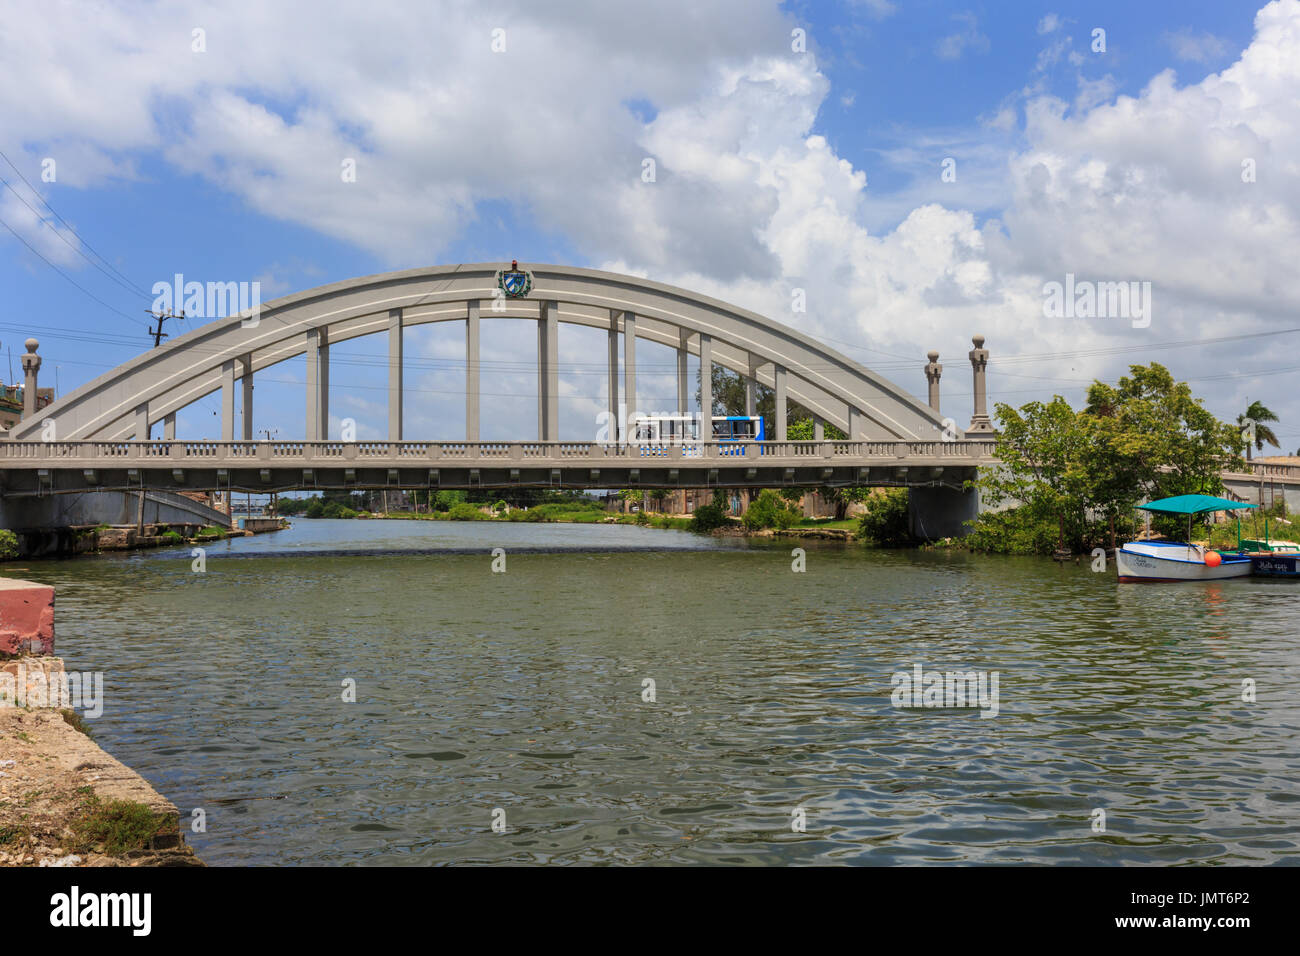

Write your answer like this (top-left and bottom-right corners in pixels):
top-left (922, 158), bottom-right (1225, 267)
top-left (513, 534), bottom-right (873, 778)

top-left (0, 438), bottom-right (1001, 465)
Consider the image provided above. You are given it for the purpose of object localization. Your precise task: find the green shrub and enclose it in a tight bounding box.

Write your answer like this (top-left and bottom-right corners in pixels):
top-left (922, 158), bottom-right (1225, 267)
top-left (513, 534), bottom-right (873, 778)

top-left (447, 502), bottom-right (486, 521)
top-left (856, 489), bottom-right (914, 547)
top-left (689, 503), bottom-right (728, 533)
top-left (961, 506), bottom-right (1059, 555)
top-left (305, 498), bottom-right (325, 518)
top-left (0, 528), bottom-right (18, 560)
top-left (160, 530), bottom-right (183, 544)
top-left (70, 796), bottom-right (162, 856)
top-left (741, 489), bottom-right (800, 531)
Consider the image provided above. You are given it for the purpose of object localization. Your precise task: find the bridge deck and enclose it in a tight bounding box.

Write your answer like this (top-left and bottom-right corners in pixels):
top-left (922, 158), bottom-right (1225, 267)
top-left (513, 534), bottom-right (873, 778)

top-left (0, 439), bottom-right (999, 492)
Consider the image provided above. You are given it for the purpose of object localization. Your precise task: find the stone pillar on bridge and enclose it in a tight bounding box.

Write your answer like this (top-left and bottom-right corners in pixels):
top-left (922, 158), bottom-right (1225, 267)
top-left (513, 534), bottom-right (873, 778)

top-left (966, 334), bottom-right (993, 435)
top-left (240, 353), bottom-right (254, 440)
top-left (164, 413), bottom-right (176, 441)
top-left (622, 312), bottom-right (636, 438)
top-left (388, 309), bottom-right (403, 442)
top-left (814, 417), bottom-right (824, 441)
top-left (221, 359), bottom-right (235, 441)
top-left (698, 332), bottom-right (712, 438)
top-left (134, 402), bottom-right (149, 441)
top-left (467, 301), bottom-right (480, 441)
top-left (606, 312), bottom-right (619, 442)
top-left (20, 338), bottom-right (40, 421)
top-left (676, 330), bottom-right (690, 413)
top-left (538, 301), bottom-right (559, 441)
top-left (306, 327), bottom-right (329, 441)
top-left (925, 350), bottom-right (942, 413)
top-left (773, 363), bottom-right (787, 441)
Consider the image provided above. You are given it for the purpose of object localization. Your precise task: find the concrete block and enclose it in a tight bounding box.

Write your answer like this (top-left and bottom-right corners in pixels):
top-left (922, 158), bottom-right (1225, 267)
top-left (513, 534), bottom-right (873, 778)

top-left (0, 578), bottom-right (55, 656)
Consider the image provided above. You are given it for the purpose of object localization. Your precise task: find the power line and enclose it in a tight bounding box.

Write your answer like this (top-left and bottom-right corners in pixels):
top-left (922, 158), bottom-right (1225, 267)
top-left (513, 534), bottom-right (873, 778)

top-left (0, 172), bottom-right (149, 302)
top-left (0, 148), bottom-right (151, 298)
top-left (0, 211), bottom-right (150, 326)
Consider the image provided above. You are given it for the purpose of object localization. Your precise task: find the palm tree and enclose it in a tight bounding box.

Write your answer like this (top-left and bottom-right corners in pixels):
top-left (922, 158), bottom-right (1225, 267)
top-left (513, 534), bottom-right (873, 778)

top-left (1237, 400), bottom-right (1280, 461)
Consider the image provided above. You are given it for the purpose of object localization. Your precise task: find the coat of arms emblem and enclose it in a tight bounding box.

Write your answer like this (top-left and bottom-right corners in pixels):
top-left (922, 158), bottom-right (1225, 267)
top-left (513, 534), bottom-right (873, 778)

top-left (497, 259), bottom-right (533, 298)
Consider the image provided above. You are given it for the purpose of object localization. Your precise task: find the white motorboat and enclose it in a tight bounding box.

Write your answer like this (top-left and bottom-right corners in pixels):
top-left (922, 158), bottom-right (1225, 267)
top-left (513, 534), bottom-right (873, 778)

top-left (1116, 540), bottom-right (1252, 582)
top-left (1116, 494), bottom-right (1258, 583)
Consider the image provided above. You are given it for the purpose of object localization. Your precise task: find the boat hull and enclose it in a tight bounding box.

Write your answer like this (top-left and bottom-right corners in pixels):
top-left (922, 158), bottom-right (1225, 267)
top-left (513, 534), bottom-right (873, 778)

top-left (1116, 543), bottom-right (1253, 582)
top-left (1250, 553), bottom-right (1300, 577)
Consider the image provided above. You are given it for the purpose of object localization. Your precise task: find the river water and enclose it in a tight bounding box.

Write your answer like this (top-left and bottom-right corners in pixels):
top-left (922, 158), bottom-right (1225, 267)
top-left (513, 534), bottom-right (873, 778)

top-left (13, 518), bottom-right (1300, 865)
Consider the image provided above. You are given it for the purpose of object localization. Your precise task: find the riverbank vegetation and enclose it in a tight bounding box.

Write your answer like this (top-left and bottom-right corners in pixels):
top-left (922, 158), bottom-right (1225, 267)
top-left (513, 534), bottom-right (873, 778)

top-left (966, 363), bottom-right (1248, 554)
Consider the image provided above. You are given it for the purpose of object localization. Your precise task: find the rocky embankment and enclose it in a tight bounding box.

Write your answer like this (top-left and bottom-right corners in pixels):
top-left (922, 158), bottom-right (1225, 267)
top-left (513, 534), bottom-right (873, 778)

top-left (0, 708), bottom-right (203, 867)
top-left (0, 577), bottom-right (202, 867)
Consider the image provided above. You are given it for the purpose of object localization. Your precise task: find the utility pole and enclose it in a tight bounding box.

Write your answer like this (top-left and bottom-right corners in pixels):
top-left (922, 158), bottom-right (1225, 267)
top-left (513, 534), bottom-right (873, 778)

top-left (258, 429), bottom-right (278, 515)
top-left (145, 309), bottom-right (183, 347)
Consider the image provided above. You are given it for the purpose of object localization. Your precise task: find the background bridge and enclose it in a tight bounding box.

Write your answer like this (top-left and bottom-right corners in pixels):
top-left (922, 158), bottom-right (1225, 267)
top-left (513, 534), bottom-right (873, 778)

top-left (1, 263), bottom-right (1003, 535)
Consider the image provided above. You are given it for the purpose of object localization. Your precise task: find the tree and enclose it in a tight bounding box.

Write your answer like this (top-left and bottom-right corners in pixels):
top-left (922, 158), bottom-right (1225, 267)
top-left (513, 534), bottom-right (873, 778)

top-left (1085, 364), bottom-right (1242, 503)
top-left (856, 489), bottom-right (913, 547)
top-left (433, 490), bottom-right (466, 512)
top-left (977, 396), bottom-right (1094, 551)
top-left (696, 366), bottom-right (817, 438)
top-left (1236, 400), bottom-right (1280, 461)
top-left (741, 489), bottom-right (800, 530)
top-left (975, 363), bottom-right (1243, 553)
top-left (785, 417), bottom-right (867, 518)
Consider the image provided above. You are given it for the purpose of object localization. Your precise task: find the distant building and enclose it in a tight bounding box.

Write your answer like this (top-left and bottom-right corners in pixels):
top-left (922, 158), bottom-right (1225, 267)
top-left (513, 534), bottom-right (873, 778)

top-left (0, 383), bottom-right (54, 430)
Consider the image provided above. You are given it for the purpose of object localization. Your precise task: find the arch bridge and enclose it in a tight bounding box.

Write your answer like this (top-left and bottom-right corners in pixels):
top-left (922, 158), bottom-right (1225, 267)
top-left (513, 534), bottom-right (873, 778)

top-left (0, 264), bottom-right (997, 503)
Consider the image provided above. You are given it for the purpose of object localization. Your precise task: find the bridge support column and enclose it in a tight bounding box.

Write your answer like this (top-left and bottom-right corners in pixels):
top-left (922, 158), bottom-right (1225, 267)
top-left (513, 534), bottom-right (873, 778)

top-left (622, 312), bottom-right (636, 437)
top-left (221, 360), bottom-right (235, 441)
top-left (698, 333), bottom-right (712, 436)
top-left (849, 407), bottom-right (866, 440)
top-left (467, 301), bottom-right (480, 441)
top-left (164, 413), bottom-right (176, 441)
top-left (607, 313), bottom-right (619, 442)
top-left (240, 353), bottom-right (253, 440)
top-left (774, 364), bottom-right (787, 441)
top-left (538, 301), bottom-right (559, 441)
top-left (388, 309), bottom-right (403, 441)
top-left (909, 483), bottom-right (980, 540)
top-left (677, 330), bottom-right (689, 414)
top-left (306, 328), bottom-right (329, 441)
top-left (134, 402), bottom-right (149, 441)
top-left (745, 356), bottom-right (756, 418)
top-left (814, 417), bottom-right (824, 441)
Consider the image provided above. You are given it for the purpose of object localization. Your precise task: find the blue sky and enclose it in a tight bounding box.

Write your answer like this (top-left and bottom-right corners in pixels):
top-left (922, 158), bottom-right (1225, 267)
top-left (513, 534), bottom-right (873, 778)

top-left (1, 0), bottom-right (1293, 449)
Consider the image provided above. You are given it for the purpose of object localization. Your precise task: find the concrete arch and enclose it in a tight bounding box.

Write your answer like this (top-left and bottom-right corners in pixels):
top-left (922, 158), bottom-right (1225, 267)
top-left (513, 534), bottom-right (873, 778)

top-left (6, 263), bottom-right (948, 442)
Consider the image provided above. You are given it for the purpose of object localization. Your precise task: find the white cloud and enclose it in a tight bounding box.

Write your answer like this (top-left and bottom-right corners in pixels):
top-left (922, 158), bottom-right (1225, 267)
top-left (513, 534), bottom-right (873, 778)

top-left (1037, 14), bottom-right (1062, 35)
top-left (935, 13), bottom-right (991, 61)
top-left (4, 0), bottom-right (1300, 441)
top-left (1164, 27), bottom-right (1231, 62)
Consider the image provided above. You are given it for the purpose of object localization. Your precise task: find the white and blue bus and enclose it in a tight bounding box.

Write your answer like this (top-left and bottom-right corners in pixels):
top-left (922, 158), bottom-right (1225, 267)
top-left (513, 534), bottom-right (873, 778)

top-left (631, 414), bottom-right (765, 442)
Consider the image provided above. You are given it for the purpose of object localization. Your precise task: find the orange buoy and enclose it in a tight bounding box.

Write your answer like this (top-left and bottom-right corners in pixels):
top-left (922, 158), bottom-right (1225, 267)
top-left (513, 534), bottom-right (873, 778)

top-left (1204, 550), bottom-right (1222, 567)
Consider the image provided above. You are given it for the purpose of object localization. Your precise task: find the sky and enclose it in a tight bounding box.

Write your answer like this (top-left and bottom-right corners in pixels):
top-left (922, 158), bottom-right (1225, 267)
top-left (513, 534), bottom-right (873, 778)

top-left (0, 0), bottom-right (1295, 450)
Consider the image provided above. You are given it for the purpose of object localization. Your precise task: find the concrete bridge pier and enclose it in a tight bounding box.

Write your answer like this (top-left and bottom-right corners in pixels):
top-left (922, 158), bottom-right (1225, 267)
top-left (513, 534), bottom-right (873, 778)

top-left (908, 483), bottom-right (981, 540)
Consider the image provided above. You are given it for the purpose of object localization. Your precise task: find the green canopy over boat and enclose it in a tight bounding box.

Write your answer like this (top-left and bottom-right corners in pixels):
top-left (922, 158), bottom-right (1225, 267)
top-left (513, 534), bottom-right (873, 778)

top-left (1138, 494), bottom-right (1258, 515)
